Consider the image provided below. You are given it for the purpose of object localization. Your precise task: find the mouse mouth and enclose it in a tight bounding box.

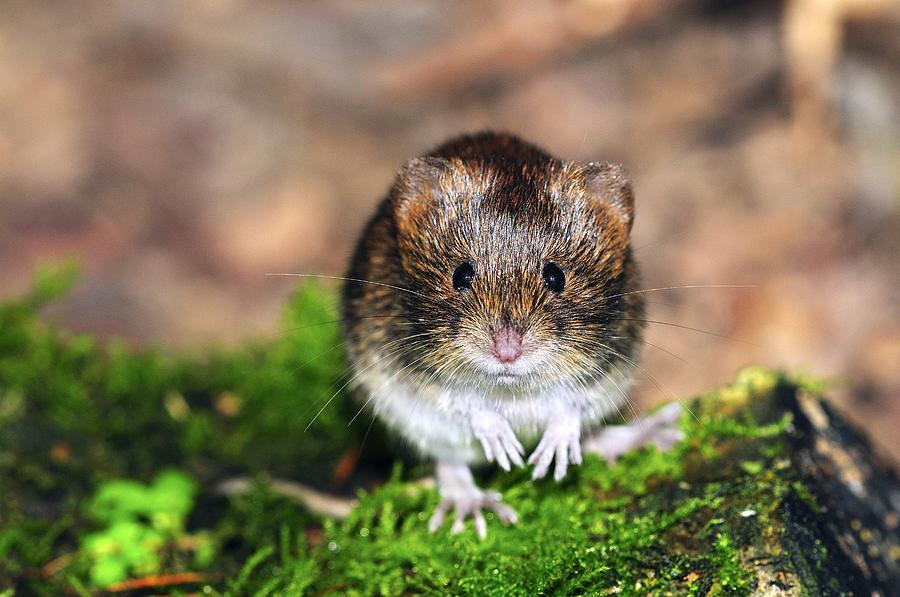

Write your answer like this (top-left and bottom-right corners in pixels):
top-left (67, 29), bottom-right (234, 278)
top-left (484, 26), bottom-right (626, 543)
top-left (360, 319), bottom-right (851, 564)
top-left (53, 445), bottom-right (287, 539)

top-left (460, 354), bottom-right (532, 384)
top-left (494, 372), bottom-right (527, 386)
top-left (467, 348), bottom-right (551, 387)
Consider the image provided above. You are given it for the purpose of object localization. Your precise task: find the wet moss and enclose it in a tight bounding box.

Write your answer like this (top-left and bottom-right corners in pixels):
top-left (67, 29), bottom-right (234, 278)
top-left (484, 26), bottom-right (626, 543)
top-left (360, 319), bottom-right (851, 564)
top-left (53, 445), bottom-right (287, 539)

top-left (210, 368), bottom-right (809, 596)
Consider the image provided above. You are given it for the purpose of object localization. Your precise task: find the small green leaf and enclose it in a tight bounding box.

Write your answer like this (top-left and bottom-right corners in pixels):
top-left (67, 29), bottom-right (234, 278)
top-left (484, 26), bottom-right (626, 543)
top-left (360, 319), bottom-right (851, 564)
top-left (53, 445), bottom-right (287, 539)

top-left (90, 557), bottom-right (128, 588)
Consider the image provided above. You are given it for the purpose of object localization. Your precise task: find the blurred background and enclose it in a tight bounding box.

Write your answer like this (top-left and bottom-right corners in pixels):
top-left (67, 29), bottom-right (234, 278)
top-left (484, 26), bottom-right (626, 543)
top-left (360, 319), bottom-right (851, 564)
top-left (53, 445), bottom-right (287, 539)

top-left (1, 0), bottom-right (898, 460)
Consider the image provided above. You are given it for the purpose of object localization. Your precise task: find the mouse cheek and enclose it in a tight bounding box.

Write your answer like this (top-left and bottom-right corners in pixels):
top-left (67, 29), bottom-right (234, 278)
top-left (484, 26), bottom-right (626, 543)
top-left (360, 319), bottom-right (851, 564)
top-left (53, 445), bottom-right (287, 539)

top-left (547, 309), bottom-right (568, 338)
top-left (447, 312), bottom-right (462, 334)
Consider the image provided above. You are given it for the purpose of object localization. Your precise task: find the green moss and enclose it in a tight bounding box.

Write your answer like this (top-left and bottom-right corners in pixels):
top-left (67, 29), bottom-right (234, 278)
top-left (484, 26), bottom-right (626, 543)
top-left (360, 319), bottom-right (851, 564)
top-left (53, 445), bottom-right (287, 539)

top-left (80, 470), bottom-right (213, 587)
top-left (201, 368), bottom-right (806, 596)
top-left (0, 266), bottom-right (357, 593)
top-left (0, 265), bottom-right (843, 595)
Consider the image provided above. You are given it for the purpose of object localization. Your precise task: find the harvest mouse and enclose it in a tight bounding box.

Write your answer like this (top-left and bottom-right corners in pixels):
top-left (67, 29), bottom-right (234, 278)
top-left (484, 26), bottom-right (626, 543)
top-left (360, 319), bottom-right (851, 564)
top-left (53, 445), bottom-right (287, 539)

top-left (341, 132), bottom-right (682, 537)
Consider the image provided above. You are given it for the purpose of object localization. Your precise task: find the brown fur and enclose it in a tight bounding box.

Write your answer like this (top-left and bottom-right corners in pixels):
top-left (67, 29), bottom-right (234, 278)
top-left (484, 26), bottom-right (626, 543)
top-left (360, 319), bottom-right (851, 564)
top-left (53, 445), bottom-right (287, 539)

top-left (342, 131), bottom-right (644, 398)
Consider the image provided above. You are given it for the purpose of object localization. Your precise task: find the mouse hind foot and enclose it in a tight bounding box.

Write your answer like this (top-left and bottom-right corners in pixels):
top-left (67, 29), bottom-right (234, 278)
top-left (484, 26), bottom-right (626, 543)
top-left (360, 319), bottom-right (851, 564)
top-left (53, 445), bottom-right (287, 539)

top-left (428, 461), bottom-right (517, 539)
top-left (583, 402), bottom-right (684, 464)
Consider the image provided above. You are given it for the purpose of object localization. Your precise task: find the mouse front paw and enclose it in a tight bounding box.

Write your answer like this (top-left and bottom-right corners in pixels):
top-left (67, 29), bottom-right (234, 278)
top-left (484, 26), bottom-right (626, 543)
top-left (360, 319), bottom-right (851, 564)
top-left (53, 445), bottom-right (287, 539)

top-left (583, 402), bottom-right (684, 464)
top-left (529, 411), bottom-right (582, 481)
top-left (470, 410), bottom-right (525, 471)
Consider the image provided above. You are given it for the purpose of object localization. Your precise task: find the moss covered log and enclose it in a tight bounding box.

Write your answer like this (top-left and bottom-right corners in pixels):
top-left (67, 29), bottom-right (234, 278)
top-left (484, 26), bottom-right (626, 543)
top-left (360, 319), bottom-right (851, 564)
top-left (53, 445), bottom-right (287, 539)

top-left (1, 266), bottom-right (898, 595)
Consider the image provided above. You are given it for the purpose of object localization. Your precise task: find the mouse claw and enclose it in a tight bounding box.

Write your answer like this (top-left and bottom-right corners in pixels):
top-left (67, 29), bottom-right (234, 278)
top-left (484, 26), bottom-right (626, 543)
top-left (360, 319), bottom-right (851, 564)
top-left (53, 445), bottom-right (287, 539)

top-left (529, 410), bottom-right (582, 481)
top-left (450, 515), bottom-right (466, 535)
top-left (428, 499), bottom-right (451, 533)
top-left (583, 404), bottom-right (685, 464)
top-left (473, 511), bottom-right (487, 539)
top-left (429, 463), bottom-right (518, 539)
top-left (471, 410), bottom-right (525, 471)
top-left (429, 492), bottom-right (517, 539)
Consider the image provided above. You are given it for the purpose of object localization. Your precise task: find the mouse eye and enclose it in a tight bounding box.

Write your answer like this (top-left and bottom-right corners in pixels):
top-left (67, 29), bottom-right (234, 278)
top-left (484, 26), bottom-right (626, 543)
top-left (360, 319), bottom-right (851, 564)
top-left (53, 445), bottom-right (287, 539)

top-left (452, 262), bottom-right (475, 291)
top-left (542, 262), bottom-right (565, 293)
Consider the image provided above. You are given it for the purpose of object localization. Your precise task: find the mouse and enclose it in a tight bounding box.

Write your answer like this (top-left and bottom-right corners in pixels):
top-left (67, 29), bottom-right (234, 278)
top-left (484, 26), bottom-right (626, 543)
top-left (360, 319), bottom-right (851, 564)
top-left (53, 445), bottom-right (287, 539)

top-left (341, 131), bottom-right (682, 538)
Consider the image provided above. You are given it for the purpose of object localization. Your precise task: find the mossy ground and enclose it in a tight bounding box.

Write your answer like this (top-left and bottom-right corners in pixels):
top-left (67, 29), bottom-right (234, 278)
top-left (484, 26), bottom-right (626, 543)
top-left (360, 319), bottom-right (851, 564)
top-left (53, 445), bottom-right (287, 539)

top-left (1, 265), bottom-right (827, 595)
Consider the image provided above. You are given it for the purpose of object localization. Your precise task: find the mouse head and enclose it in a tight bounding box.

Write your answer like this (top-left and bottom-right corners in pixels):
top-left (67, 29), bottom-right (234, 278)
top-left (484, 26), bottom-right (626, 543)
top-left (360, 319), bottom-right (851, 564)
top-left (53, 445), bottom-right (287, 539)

top-left (390, 154), bottom-right (639, 390)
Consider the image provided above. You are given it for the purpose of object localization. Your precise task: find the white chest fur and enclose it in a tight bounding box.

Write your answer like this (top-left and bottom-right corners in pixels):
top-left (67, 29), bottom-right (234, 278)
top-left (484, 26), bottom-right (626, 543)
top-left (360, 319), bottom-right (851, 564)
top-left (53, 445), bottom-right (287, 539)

top-left (353, 359), bottom-right (635, 464)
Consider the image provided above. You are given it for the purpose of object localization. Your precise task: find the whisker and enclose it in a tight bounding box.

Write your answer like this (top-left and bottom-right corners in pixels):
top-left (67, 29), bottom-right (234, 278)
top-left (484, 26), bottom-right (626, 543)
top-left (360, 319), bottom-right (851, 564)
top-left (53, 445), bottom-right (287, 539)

top-left (579, 352), bottom-right (643, 428)
top-left (569, 335), bottom-right (700, 425)
top-left (632, 230), bottom-right (688, 252)
top-left (306, 345), bottom-right (411, 432)
top-left (266, 273), bottom-right (441, 303)
top-left (613, 317), bottom-right (757, 346)
top-left (409, 354), bottom-right (470, 426)
top-left (302, 332), bottom-right (434, 430)
top-left (557, 358), bottom-right (624, 428)
top-left (261, 314), bottom-right (405, 340)
top-left (604, 284), bottom-right (756, 301)
top-left (357, 409), bottom-right (380, 462)
top-left (254, 319), bottom-right (415, 384)
top-left (347, 350), bottom-right (433, 426)
top-left (641, 339), bottom-right (702, 376)
top-left (605, 344), bottom-right (700, 424)
top-left (293, 326), bottom-right (432, 405)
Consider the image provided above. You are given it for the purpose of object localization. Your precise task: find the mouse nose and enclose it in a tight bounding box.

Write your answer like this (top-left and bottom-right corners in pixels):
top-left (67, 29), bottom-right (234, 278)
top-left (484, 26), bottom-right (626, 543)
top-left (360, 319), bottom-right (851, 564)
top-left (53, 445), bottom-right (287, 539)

top-left (491, 328), bottom-right (523, 364)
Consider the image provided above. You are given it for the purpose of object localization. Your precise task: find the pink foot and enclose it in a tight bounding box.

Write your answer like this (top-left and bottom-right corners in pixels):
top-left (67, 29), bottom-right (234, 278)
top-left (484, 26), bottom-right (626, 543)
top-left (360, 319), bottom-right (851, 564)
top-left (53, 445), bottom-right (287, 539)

top-left (428, 461), bottom-right (517, 539)
top-left (471, 410), bottom-right (525, 472)
top-left (582, 403), bottom-right (684, 464)
top-left (528, 409), bottom-right (582, 481)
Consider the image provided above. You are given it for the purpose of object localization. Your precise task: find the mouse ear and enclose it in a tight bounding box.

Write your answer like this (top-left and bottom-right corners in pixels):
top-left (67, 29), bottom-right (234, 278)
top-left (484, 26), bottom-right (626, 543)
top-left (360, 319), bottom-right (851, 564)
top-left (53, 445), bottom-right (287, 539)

top-left (582, 162), bottom-right (634, 232)
top-left (392, 157), bottom-right (452, 226)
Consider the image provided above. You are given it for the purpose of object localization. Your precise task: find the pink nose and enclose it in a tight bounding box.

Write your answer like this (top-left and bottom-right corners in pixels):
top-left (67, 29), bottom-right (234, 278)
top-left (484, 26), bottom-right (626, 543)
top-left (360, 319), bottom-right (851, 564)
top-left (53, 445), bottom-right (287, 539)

top-left (491, 328), bottom-right (523, 364)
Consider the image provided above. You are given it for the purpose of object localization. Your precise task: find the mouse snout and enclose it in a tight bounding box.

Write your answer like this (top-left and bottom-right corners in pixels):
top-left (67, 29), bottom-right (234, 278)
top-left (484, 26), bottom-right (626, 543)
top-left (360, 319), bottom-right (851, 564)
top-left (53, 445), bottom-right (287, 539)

top-left (490, 328), bottom-right (523, 364)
